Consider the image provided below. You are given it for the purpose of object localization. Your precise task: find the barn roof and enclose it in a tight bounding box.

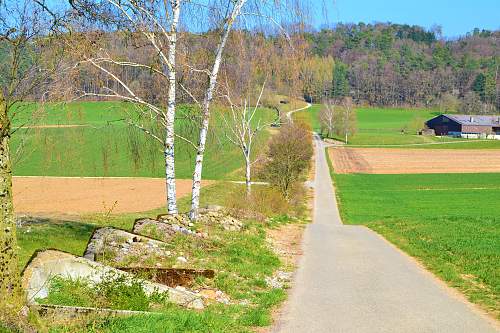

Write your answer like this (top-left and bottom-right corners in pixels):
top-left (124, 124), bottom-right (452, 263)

top-left (443, 114), bottom-right (500, 126)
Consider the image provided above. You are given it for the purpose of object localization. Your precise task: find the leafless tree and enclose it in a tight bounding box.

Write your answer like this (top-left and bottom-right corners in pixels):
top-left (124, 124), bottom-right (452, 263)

top-left (221, 82), bottom-right (271, 195)
top-left (69, 0), bottom-right (183, 215)
top-left (188, 0), bottom-right (248, 220)
top-left (0, 0), bottom-right (64, 321)
top-left (319, 100), bottom-right (335, 137)
top-left (334, 97), bottom-right (357, 143)
top-left (188, 0), bottom-right (308, 220)
top-left (262, 121), bottom-right (313, 200)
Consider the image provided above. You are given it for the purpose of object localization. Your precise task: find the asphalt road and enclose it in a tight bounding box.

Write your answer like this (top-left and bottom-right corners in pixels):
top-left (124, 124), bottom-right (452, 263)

top-left (274, 134), bottom-right (499, 333)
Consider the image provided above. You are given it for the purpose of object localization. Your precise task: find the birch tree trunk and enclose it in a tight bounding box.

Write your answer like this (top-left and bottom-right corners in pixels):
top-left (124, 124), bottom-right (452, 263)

top-left (189, 0), bottom-right (247, 221)
top-left (245, 154), bottom-right (251, 195)
top-left (164, 0), bottom-right (181, 215)
top-left (0, 93), bottom-right (20, 302)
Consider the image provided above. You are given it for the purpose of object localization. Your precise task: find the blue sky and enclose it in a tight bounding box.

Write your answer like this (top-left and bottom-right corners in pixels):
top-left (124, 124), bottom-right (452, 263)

top-left (312, 0), bottom-right (500, 38)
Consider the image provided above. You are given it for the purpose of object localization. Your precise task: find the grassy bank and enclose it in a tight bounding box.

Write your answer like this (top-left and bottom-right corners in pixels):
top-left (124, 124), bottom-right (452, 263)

top-left (331, 171), bottom-right (500, 318)
top-left (17, 182), bottom-right (307, 332)
top-left (18, 182), bottom-right (237, 268)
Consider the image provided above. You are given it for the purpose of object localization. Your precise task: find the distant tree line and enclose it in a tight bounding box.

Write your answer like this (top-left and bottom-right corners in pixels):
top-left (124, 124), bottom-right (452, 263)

top-left (304, 23), bottom-right (499, 113)
top-left (2, 22), bottom-right (497, 114)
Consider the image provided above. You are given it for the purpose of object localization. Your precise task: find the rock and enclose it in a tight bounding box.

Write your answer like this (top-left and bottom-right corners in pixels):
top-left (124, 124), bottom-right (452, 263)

top-left (276, 270), bottom-right (293, 281)
top-left (22, 250), bottom-right (205, 309)
top-left (219, 216), bottom-right (244, 231)
top-left (133, 217), bottom-right (198, 242)
top-left (83, 227), bottom-right (171, 266)
top-left (137, 210), bottom-right (243, 240)
top-left (16, 215), bottom-right (49, 227)
top-left (215, 290), bottom-right (231, 305)
top-left (265, 270), bottom-right (293, 289)
top-left (195, 210), bottom-right (243, 231)
top-left (157, 214), bottom-right (190, 227)
top-left (199, 289), bottom-right (217, 300)
top-left (265, 276), bottom-right (283, 289)
top-left (199, 289), bottom-right (231, 305)
top-left (239, 299), bottom-right (250, 306)
top-left (197, 205), bottom-right (224, 214)
top-left (176, 256), bottom-right (188, 264)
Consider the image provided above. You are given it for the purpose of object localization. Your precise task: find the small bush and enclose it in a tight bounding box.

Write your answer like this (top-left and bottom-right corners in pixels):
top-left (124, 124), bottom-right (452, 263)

top-left (226, 186), bottom-right (289, 221)
top-left (260, 121), bottom-right (313, 200)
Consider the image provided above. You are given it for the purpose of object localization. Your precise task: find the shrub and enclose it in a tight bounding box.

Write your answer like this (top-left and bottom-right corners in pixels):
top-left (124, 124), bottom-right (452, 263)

top-left (226, 186), bottom-right (289, 221)
top-left (436, 93), bottom-right (460, 113)
top-left (260, 121), bottom-right (313, 200)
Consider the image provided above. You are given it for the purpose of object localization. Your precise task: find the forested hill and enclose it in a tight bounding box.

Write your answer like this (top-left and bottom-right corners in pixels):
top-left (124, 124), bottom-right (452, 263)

top-left (2, 22), bottom-right (497, 113)
top-left (303, 23), bottom-right (499, 113)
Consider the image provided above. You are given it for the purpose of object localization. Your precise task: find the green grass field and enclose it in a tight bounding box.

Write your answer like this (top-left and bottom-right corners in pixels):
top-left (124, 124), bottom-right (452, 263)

top-left (11, 102), bottom-right (275, 180)
top-left (12, 101), bottom-right (133, 126)
top-left (294, 105), bottom-right (500, 148)
top-left (332, 172), bottom-right (500, 318)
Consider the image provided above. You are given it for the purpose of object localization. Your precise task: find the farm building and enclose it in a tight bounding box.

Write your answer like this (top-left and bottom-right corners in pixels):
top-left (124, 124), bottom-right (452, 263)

top-left (425, 114), bottom-right (500, 139)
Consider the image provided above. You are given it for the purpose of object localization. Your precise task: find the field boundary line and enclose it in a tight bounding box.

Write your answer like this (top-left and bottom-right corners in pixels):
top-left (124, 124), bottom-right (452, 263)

top-left (364, 187), bottom-right (500, 192)
top-left (13, 176), bottom-right (267, 185)
top-left (12, 124), bottom-right (91, 129)
top-left (13, 175), bottom-right (168, 180)
top-left (345, 139), bottom-right (497, 148)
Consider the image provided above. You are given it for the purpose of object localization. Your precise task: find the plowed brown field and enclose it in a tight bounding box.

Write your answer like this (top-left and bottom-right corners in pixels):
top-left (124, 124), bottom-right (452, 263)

top-left (328, 148), bottom-right (500, 174)
top-left (13, 177), bottom-right (212, 215)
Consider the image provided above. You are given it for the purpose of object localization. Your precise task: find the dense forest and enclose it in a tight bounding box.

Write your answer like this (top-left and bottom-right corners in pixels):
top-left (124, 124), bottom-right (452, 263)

top-left (303, 23), bottom-right (500, 113)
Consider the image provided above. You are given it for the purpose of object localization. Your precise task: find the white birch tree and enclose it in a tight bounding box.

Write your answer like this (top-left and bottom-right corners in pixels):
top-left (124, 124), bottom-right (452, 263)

top-left (334, 96), bottom-right (357, 143)
top-left (319, 100), bottom-right (335, 137)
top-left (187, 0), bottom-right (309, 220)
top-left (69, 0), bottom-right (182, 214)
top-left (188, 0), bottom-right (247, 220)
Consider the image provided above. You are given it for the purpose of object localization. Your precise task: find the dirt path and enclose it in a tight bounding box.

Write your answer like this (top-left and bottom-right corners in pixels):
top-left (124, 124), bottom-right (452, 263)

top-left (330, 147), bottom-right (500, 174)
top-left (286, 102), bottom-right (312, 121)
top-left (274, 135), bottom-right (499, 333)
top-left (13, 176), bottom-right (212, 215)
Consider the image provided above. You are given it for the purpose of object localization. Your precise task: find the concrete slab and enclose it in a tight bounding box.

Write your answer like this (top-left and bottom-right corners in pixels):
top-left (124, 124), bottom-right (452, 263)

top-left (22, 250), bottom-right (204, 309)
